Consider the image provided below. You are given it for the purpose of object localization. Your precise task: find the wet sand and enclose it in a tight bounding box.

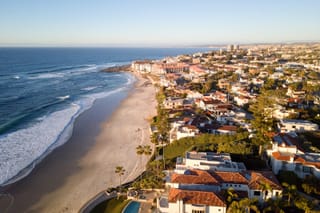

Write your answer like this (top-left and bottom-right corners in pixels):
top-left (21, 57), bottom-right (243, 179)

top-left (0, 73), bottom-right (157, 213)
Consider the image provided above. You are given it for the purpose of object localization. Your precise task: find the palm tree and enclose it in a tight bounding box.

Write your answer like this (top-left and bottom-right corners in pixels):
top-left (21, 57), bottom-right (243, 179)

top-left (262, 197), bottom-right (285, 213)
top-left (282, 182), bottom-right (297, 206)
top-left (221, 188), bottom-right (238, 205)
top-left (227, 198), bottom-right (260, 213)
top-left (136, 145), bottom-right (153, 181)
top-left (259, 181), bottom-right (272, 201)
top-left (294, 196), bottom-right (313, 213)
top-left (143, 145), bottom-right (152, 156)
top-left (115, 166), bottom-right (125, 192)
top-left (136, 145), bottom-right (144, 166)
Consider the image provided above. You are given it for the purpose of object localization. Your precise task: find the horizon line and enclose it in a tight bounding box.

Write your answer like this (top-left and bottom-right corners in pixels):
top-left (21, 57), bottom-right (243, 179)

top-left (0, 40), bottom-right (319, 48)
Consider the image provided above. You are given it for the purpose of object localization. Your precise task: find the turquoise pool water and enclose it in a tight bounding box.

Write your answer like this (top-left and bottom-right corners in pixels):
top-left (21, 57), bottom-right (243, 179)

top-left (123, 201), bottom-right (140, 213)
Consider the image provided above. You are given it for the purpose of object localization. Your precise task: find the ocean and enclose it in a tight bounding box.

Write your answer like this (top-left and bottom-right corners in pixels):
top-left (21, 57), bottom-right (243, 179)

top-left (0, 47), bottom-right (209, 186)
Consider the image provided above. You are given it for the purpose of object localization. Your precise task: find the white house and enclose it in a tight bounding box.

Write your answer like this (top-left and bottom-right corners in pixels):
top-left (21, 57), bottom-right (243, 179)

top-left (160, 168), bottom-right (282, 211)
top-left (163, 98), bottom-right (184, 109)
top-left (234, 96), bottom-right (250, 106)
top-left (277, 119), bottom-right (319, 133)
top-left (267, 133), bottom-right (320, 179)
top-left (158, 188), bottom-right (227, 213)
top-left (131, 60), bottom-right (153, 73)
top-left (215, 125), bottom-right (238, 135)
top-left (175, 152), bottom-right (246, 173)
top-left (176, 125), bottom-right (199, 141)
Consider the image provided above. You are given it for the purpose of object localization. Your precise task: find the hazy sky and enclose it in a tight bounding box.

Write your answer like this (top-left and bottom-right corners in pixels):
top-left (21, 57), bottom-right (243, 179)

top-left (0, 0), bottom-right (319, 47)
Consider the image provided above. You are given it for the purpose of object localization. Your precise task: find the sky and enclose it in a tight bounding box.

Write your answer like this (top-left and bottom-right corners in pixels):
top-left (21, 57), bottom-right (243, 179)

top-left (0, 0), bottom-right (319, 47)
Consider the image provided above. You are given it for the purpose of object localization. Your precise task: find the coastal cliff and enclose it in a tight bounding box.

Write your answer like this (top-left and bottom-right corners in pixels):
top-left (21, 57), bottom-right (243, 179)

top-left (101, 64), bottom-right (131, 72)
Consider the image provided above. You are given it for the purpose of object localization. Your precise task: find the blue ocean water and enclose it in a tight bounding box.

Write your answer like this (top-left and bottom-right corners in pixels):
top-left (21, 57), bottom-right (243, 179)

top-left (0, 47), bottom-right (209, 185)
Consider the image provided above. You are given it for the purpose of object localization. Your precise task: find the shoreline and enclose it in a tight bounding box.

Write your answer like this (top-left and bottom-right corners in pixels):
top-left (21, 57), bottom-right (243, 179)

top-left (0, 72), bottom-right (157, 213)
top-left (0, 74), bottom-right (134, 187)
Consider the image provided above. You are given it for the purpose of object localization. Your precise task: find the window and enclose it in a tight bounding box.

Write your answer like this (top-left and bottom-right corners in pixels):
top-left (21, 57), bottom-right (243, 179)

top-left (292, 125), bottom-right (296, 129)
top-left (254, 191), bottom-right (261, 196)
top-left (303, 166), bottom-right (311, 173)
top-left (275, 191), bottom-right (279, 197)
top-left (192, 210), bottom-right (205, 213)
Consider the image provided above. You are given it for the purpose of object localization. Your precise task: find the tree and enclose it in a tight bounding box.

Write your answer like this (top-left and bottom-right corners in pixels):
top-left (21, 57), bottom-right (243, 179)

top-left (136, 145), bottom-right (145, 166)
top-left (227, 198), bottom-right (260, 213)
top-left (294, 196), bottom-right (313, 213)
top-left (143, 145), bottom-right (152, 156)
top-left (115, 166), bottom-right (125, 192)
top-left (136, 145), bottom-right (153, 181)
top-left (282, 182), bottom-right (297, 206)
top-left (221, 188), bottom-right (238, 205)
top-left (262, 197), bottom-right (285, 213)
top-left (259, 181), bottom-right (272, 201)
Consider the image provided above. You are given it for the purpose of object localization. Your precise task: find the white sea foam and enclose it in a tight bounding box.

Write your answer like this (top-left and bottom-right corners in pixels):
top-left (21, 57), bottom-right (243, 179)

top-left (28, 73), bottom-right (65, 80)
top-left (0, 77), bottom-right (133, 186)
top-left (0, 105), bottom-right (80, 185)
top-left (27, 62), bottom-right (131, 80)
top-left (81, 86), bottom-right (99, 91)
top-left (57, 95), bottom-right (70, 100)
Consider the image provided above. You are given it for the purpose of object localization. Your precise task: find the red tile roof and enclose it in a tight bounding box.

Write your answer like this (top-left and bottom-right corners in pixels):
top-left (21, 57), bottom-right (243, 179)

top-left (272, 151), bottom-right (292, 161)
top-left (212, 171), bottom-right (248, 184)
top-left (168, 188), bottom-right (226, 207)
top-left (218, 125), bottom-right (238, 131)
top-left (248, 171), bottom-right (282, 190)
top-left (171, 170), bottom-right (219, 185)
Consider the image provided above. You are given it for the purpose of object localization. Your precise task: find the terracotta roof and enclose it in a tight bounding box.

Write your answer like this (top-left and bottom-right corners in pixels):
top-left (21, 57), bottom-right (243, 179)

top-left (272, 151), bottom-right (293, 161)
top-left (202, 98), bottom-right (222, 105)
top-left (212, 171), bottom-right (248, 184)
top-left (265, 132), bottom-right (276, 138)
top-left (171, 170), bottom-right (219, 185)
top-left (184, 125), bottom-right (198, 130)
top-left (294, 155), bottom-right (320, 169)
top-left (168, 188), bottom-right (226, 207)
top-left (218, 125), bottom-right (238, 131)
top-left (248, 171), bottom-right (282, 190)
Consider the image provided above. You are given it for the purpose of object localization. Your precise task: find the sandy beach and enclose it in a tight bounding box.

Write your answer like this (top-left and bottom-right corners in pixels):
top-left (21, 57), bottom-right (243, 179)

top-left (0, 73), bottom-right (157, 213)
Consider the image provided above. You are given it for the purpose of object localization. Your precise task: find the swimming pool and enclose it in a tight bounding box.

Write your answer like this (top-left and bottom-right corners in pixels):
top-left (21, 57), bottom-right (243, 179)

top-left (123, 201), bottom-right (140, 213)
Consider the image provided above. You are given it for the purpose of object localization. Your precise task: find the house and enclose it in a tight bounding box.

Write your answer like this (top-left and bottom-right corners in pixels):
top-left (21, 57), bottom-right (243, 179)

top-left (277, 119), bottom-right (319, 133)
top-left (131, 60), bottom-right (153, 73)
top-left (234, 95), bottom-right (250, 106)
top-left (163, 98), bottom-right (184, 109)
top-left (216, 125), bottom-right (237, 135)
top-left (266, 133), bottom-right (320, 179)
top-left (269, 72), bottom-right (284, 80)
top-left (247, 171), bottom-right (283, 202)
top-left (153, 62), bottom-right (189, 74)
top-left (158, 188), bottom-right (227, 213)
top-left (286, 88), bottom-right (306, 99)
top-left (271, 105), bottom-right (297, 120)
top-left (189, 65), bottom-right (207, 77)
top-left (210, 91), bottom-right (229, 103)
top-left (160, 168), bottom-right (282, 212)
top-left (176, 125), bottom-right (199, 141)
top-left (175, 152), bottom-right (246, 173)
top-left (199, 98), bottom-right (222, 111)
top-left (199, 98), bottom-right (233, 116)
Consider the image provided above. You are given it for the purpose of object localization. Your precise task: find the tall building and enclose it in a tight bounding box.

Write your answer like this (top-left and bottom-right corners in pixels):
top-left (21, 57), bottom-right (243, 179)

top-left (227, 44), bottom-right (234, 52)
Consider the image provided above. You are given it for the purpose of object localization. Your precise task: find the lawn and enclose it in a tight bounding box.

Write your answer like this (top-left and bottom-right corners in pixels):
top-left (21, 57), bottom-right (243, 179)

top-left (90, 196), bottom-right (131, 213)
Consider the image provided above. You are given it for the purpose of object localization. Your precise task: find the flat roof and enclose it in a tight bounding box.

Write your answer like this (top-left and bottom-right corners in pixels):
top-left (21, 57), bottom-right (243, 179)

top-left (186, 152), bottom-right (231, 162)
